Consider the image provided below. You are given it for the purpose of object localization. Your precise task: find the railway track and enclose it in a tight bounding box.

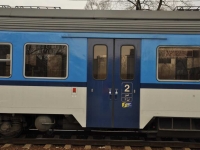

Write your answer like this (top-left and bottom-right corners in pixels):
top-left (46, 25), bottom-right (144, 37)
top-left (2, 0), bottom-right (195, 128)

top-left (0, 144), bottom-right (194, 150)
top-left (0, 131), bottom-right (199, 149)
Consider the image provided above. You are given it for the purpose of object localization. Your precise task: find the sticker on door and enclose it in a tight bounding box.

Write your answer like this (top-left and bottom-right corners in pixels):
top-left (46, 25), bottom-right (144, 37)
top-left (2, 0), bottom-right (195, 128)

top-left (121, 82), bottom-right (133, 108)
top-left (122, 102), bottom-right (132, 108)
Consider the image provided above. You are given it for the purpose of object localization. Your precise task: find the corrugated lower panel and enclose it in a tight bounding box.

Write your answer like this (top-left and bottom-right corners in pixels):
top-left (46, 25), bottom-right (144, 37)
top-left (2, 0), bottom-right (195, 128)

top-left (0, 17), bottom-right (200, 33)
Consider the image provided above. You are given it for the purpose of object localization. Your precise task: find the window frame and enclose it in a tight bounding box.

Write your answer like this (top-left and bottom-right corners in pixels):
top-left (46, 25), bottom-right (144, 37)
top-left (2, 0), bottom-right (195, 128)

top-left (157, 45), bottom-right (200, 82)
top-left (23, 43), bottom-right (68, 79)
top-left (92, 44), bottom-right (108, 80)
top-left (120, 45), bottom-right (135, 80)
top-left (0, 43), bottom-right (12, 78)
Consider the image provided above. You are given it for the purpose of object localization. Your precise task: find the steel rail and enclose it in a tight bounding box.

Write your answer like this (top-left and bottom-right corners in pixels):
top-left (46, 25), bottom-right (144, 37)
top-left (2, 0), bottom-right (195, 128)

top-left (0, 138), bottom-right (200, 148)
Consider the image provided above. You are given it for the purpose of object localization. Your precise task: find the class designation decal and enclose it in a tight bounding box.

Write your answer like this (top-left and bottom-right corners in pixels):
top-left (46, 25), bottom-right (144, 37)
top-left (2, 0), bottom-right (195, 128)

top-left (122, 102), bottom-right (132, 108)
top-left (121, 82), bottom-right (133, 108)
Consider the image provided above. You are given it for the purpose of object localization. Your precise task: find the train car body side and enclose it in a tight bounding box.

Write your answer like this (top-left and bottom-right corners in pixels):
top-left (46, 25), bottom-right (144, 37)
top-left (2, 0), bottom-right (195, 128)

top-left (0, 31), bottom-right (200, 132)
top-left (0, 31), bottom-right (87, 129)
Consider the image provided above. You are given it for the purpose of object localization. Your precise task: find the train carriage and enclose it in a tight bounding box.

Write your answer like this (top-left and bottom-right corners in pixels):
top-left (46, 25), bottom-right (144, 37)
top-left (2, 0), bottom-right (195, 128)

top-left (0, 7), bottom-right (200, 137)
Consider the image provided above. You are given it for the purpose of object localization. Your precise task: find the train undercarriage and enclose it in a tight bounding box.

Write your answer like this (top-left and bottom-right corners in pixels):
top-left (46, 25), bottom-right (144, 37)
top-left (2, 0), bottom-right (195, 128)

top-left (1, 114), bottom-right (200, 138)
top-left (0, 114), bottom-right (82, 138)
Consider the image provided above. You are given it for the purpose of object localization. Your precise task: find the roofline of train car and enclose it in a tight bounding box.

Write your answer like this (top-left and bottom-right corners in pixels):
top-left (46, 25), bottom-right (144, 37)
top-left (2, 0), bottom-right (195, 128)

top-left (0, 8), bottom-right (200, 20)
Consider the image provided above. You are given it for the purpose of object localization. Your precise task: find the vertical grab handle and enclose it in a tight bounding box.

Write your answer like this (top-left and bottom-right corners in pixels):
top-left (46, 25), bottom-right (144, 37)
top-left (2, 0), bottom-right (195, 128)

top-left (108, 88), bottom-right (112, 100)
top-left (115, 89), bottom-right (118, 95)
top-left (115, 89), bottom-right (118, 100)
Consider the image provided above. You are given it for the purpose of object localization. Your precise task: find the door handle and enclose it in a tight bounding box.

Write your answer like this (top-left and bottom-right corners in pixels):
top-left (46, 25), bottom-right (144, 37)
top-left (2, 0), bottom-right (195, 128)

top-left (114, 89), bottom-right (118, 100)
top-left (109, 88), bottom-right (112, 95)
top-left (108, 89), bottom-right (118, 100)
top-left (115, 89), bottom-right (118, 95)
top-left (108, 88), bottom-right (112, 100)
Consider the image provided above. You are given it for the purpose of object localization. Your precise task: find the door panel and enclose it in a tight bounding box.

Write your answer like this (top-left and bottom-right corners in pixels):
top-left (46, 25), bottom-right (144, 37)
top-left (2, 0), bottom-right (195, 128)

top-left (87, 39), bottom-right (113, 128)
top-left (87, 39), bottom-right (140, 128)
top-left (114, 39), bottom-right (140, 128)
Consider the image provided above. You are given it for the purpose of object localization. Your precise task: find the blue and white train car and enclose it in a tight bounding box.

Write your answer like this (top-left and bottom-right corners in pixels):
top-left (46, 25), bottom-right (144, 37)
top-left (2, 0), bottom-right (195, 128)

top-left (0, 7), bottom-right (200, 137)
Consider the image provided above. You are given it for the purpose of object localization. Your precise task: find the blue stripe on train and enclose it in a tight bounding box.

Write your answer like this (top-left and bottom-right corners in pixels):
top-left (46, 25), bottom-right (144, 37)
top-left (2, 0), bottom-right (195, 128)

top-left (0, 80), bottom-right (86, 87)
top-left (141, 83), bottom-right (200, 89)
top-left (0, 81), bottom-right (199, 89)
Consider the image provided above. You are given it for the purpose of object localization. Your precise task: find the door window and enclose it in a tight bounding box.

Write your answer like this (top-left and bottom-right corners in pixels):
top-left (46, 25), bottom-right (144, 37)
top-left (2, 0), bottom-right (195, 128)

top-left (120, 45), bottom-right (135, 80)
top-left (93, 45), bottom-right (107, 80)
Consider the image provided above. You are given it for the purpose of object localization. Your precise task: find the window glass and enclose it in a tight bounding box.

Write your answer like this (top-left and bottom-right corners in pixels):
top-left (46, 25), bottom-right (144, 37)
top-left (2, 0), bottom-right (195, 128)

top-left (93, 45), bottom-right (107, 80)
top-left (25, 44), bottom-right (67, 78)
top-left (121, 46), bottom-right (135, 80)
top-left (0, 44), bottom-right (11, 77)
top-left (158, 47), bottom-right (200, 80)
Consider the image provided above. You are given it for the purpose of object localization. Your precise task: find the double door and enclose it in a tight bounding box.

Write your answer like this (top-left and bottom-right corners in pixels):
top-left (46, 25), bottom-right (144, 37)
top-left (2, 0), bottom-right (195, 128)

top-left (87, 39), bottom-right (140, 128)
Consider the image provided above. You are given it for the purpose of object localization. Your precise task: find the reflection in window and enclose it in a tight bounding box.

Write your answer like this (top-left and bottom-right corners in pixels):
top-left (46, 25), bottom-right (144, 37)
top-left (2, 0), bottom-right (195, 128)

top-left (121, 46), bottom-right (135, 80)
top-left (25, 44), bottom-right (67, 78)
top-left (93, 45), bottom-right (107, 80)
top-left (158, 47), bottom-right (200, 80)
top-left (0, 44), bottom-right (11, 77)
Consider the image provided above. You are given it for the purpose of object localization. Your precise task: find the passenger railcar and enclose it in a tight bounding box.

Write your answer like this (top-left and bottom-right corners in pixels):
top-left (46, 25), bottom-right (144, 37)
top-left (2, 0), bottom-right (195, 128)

top-left (0, 7), bottom-right (200, 137)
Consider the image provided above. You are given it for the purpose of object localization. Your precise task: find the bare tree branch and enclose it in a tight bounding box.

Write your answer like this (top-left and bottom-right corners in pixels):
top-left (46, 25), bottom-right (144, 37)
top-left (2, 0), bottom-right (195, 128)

top-left (162, 0), bottom-right (173, 10)
top-left (136, 0), bottom-right (141, 10)
top-left (180, 0), bottom-right (191, 6)
top-left (85, 0), bottom-right (192, 11)
top-left (127, 0), bottom-right (136, 7)
top-left (157, 0), bottom-right (162, 10)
